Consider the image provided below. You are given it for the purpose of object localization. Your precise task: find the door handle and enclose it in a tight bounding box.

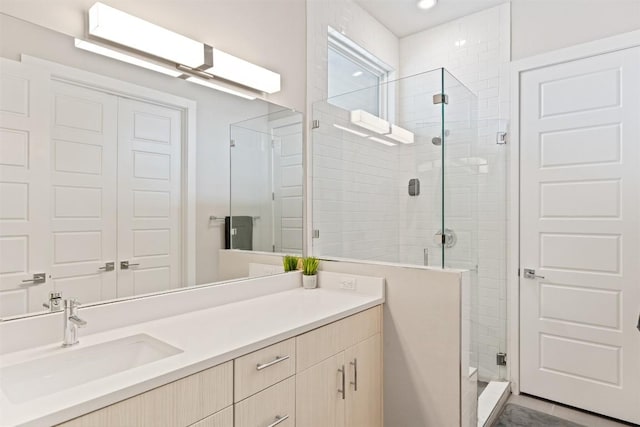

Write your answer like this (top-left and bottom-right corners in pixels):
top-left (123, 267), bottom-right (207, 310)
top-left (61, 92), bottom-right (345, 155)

top-left (636, 312), bottom-right (640, 333)
top-left (120, 261), bottom-right (140, 270)
top-left (98, 262), bottom-right (115, 272)
top-left (337, 365), bottom-right (345, 400)
top-left (21, 273), bottom-right (46, 284)
top-left (350, 358), bottom-right (358, 391)
top-left (523, 268), bottom-right (545, 279)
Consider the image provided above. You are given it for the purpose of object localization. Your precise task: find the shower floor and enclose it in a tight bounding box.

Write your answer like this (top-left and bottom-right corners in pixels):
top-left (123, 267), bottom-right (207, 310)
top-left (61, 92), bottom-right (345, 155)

top-left (478, 380), bottom-right (489, 397)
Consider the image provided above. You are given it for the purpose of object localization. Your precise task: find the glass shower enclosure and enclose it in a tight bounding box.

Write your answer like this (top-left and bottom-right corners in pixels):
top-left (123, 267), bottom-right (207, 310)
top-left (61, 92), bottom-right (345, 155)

top-left (311, 68), bottom-right (505, 404)
top-left (312, 68), bottom-right (478, 270)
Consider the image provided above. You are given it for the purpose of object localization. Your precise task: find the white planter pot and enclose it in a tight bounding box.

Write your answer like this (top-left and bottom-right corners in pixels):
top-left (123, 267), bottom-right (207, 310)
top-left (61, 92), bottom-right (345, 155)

top-left (302, 274), bottom-right (317, 289)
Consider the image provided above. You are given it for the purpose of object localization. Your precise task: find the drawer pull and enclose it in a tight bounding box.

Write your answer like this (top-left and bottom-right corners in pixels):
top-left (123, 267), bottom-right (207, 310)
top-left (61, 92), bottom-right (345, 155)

top-left (267, 414), bottom-right (289, 427)
top-left (256, 355), bottom-right (290, 371)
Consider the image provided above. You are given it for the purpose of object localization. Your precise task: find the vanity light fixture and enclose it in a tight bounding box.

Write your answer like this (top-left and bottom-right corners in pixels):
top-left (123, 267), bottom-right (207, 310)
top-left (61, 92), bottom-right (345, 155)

top-left (386, 124), bottom-right (415, 144)
top-left (350, 109), bottom-right (390, 134)
top-left (333, 123), bottom-right (369, 138)
top-left (185, 77), bottom-right (257, 100)
top-left (89, 2), bottom-right (208, 69)
top-left (85, 2), bottom-right (281, 95)
top-left (74, 39), bottom-right (184, 77)
top-left (369, 136), bottom-right (397, 147)
top-left (417, 0), bottom-right (438, 10)
top-left (205, 49), bottom-right (281, 94)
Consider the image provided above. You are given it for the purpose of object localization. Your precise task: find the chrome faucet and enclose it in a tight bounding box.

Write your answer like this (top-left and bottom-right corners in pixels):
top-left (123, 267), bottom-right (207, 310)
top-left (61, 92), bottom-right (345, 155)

top-left (63, 299), bottom-right (86, 347)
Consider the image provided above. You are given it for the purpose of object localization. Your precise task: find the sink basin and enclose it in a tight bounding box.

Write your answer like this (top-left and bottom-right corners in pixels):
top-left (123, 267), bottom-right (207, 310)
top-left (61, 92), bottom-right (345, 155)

top-left (0, 334), bottom-right (182, 403)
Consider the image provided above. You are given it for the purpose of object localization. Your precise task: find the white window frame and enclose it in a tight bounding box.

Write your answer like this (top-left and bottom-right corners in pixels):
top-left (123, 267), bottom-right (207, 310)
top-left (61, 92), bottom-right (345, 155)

top-left (327, 26), bottom-right (393, 119)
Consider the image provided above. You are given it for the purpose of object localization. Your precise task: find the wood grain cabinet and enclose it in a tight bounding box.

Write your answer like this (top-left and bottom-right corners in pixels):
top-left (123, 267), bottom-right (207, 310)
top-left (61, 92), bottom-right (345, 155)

top-left (296, 307), bottom-right (382, 427)
top-left (56, 306), bottom-right (382, 427)
top-left (58, 361), bottom-right (233, 427)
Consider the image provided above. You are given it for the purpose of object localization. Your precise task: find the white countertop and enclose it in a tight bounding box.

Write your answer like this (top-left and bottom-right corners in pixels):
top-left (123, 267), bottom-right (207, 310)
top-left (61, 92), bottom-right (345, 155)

top-left (0, 272), bottom-right (384, 427)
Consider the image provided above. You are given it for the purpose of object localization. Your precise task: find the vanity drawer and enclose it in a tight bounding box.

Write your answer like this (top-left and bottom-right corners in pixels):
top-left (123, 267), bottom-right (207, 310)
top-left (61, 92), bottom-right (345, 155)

top-left (234, 377), bottom-right (295, 427)
top-left (234, 338), bottom-right (296, 401)
top-left (188, 406), bottom-right (233, 427)
top-left (296, 305), bottom-right (381, 372)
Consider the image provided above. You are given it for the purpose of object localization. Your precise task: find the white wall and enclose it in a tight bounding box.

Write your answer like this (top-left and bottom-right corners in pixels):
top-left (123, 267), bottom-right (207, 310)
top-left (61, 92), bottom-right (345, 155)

top-left (0, 14), bottom-right (270, 285)
top-left (0, 0), bottom-right (306, 112)
top-left (511, 0), bottom-right (640, 60)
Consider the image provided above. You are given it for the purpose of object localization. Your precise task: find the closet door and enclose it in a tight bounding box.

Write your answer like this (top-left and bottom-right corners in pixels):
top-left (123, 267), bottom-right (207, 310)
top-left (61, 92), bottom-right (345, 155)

top-left (49, 81), bottom-right (118, 303)
top-left (0, 59), bottom-right (51, 316)
top-left (117, 98), bottom-right (182, 297)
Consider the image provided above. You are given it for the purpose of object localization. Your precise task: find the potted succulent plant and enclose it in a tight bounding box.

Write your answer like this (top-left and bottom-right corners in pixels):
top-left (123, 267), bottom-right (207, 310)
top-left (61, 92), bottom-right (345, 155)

top-left (301, 257), bottom-right (319, 289)
top-left (282, 255), bottom-right (299, 272)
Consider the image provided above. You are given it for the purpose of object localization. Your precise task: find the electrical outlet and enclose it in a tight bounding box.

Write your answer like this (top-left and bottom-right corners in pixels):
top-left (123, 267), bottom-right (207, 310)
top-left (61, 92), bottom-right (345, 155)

top-left (340, 277), bottom-right (356, 290)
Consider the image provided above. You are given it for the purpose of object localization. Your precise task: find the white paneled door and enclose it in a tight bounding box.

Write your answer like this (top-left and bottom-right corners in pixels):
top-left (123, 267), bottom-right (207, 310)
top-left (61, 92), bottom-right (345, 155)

top-left (520, 46), bottom-right (640, 424)
top-left (49, 81), bottom-right (118, 304)
top-left (117, 98), bottom-right (182, 297)
top-left (0, 59), bottom-right (51, 317)
top-left (272, 123), bottom-right (303, 254)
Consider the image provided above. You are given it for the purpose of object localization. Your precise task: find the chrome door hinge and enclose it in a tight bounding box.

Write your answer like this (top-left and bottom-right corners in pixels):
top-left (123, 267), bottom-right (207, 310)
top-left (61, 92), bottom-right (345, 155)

top-left (230, 139), bottom-right (236, 147)
top-left (311, 119), bottom-right (320, 129)
top-left (496, 352), bottom-right (507, 366)
top-left (312, 229), bottom-right (320, 239)
top-left (433, 94), bottom-right (448, 105)
top-left (272, 192), bottom-right (275, 200)
top-left (496, 132), bottom-right (508, 145)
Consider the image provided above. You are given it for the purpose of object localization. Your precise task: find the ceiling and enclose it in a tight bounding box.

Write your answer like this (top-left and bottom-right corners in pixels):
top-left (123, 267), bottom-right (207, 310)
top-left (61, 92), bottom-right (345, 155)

top-left (354, 0), bottom-right (509, 38)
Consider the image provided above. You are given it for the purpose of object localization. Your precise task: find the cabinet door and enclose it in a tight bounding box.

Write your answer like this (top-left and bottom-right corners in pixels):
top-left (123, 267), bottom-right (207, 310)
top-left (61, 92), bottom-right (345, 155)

top-left (345, 334), bottom-right (382, 427)
top-left (296, 352), bottom-right (345, 427)
top-left (188, 406), bottom-right (233, 427)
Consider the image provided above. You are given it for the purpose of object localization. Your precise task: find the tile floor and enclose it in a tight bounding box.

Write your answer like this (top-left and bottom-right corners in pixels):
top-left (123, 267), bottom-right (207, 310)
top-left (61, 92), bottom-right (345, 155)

top-left (495, 394), bottom-right (636, 427)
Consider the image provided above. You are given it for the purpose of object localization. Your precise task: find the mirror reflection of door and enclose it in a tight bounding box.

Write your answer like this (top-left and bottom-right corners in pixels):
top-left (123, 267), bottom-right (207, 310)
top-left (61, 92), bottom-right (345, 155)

top-left (229, 111), bottom-right (303, 256)
top-left (271, 121), bottom-right (303, 255)
top-left (0, 71), bottom-right (185, 317)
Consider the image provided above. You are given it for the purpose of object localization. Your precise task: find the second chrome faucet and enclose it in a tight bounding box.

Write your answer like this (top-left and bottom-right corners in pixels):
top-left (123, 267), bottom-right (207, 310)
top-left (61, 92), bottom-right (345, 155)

top-left (63, 299), bottom-right (87, 347)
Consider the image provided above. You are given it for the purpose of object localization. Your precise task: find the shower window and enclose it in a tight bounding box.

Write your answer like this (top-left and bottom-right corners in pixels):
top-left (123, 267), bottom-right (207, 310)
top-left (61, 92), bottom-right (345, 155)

top-left (327, 27), bottom-right (392, 117)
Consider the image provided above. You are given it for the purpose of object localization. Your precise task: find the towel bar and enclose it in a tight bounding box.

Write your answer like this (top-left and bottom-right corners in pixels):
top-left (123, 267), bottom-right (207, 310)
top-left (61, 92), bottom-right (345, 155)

top-left (209, 215), bottom-right (261, 221)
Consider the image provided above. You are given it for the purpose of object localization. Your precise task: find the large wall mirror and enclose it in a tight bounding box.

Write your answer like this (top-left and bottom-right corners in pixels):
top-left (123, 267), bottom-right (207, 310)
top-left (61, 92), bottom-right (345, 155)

top-left (0, 13), bottom-right (304, 320)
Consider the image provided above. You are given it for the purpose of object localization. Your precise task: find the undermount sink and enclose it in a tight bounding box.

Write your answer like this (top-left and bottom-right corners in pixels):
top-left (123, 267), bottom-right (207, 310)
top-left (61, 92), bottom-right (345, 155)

top-left (0, 334), bottom-right (182, 403)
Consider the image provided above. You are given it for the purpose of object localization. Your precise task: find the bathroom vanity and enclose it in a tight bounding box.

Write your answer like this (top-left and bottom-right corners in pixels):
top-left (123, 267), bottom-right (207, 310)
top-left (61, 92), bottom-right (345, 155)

top-left (0, 271), bottom-right (384, 427)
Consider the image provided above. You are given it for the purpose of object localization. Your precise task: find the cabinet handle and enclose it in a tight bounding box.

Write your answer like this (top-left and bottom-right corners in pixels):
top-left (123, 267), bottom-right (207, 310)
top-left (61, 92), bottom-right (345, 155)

top-left (350, 358), bottom-right (358, 391)
top-left (338, 365), bottom-right (346, 400)
top-left (266, 415), bottom-right (289, 427)
top-left (256, 355), bottom-right (290, 371)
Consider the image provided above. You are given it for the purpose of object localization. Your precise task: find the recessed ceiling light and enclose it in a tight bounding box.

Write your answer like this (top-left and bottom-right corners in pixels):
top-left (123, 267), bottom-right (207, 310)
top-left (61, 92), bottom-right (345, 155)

top-left (417, 0), bottom-right (437, 10)
top-left (352, 71), bottom-right (363, 77)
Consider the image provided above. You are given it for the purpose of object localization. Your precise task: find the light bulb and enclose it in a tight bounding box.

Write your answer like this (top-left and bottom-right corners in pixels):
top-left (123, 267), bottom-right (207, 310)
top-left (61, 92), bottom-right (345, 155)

top-left (417, 0), bottom-right (437, 10)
